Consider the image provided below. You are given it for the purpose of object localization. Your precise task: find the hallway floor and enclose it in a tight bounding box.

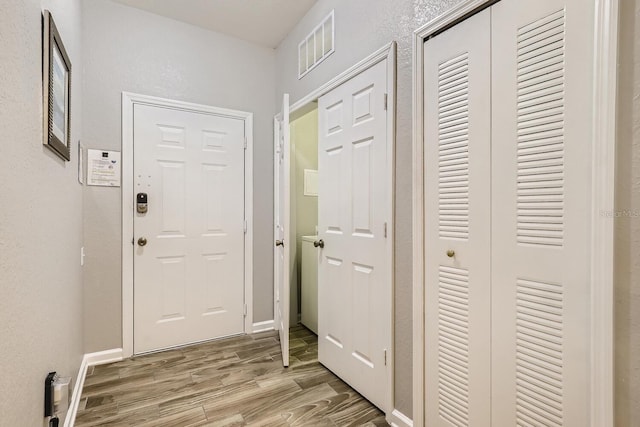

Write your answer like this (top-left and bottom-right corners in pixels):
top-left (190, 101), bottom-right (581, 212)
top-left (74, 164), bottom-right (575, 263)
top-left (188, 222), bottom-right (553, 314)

top-left (75, 325), bottom-right (388, 426)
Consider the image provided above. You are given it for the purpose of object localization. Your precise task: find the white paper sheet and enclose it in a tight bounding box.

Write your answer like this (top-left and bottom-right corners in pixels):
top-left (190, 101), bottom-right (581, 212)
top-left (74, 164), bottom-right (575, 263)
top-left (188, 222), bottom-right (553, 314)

top-left (87, 149), bottom-right (121, 187)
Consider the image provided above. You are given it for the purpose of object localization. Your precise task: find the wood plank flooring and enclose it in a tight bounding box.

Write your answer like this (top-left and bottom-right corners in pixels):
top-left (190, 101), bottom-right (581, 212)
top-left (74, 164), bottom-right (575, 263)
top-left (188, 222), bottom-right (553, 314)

top-left (75, 325), bottom-right (388, 426)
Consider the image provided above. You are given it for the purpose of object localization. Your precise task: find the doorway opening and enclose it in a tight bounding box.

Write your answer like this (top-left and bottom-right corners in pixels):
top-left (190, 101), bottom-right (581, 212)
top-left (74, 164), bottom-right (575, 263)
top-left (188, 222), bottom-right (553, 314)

top-left (289, 105), bottom-right (319, 341)
top-left (274, 42), bottom-right (397, 418)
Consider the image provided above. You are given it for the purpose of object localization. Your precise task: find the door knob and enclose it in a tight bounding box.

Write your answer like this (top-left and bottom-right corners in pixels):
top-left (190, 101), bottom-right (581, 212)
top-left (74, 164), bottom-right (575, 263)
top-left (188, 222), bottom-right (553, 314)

top-left (446, 249), bottom-right (455, 258)
top-left (314, 239), bottom-right (325, 248)
top-left (275, 240), bottom-right (284, 247)
top-left (138, 237), bottom-right (148, 247)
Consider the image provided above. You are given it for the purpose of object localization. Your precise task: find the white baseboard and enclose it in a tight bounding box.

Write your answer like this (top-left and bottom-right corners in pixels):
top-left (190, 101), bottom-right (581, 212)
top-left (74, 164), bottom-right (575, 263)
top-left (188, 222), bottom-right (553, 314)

top-left (86, 348), bottom-right (123, 366)
top-left (388, 409), bottom-right (413, 427)
top-left (252, 319), bottom-right (275, 333)
top-left (63, 355), bottom-right (88, 427)
top-left (64, 348), bottom-right (124, 427)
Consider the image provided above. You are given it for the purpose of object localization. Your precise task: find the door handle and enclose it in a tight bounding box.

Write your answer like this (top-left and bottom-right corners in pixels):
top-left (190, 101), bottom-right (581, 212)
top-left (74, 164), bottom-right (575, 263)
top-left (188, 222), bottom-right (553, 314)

top-left (138, 237), bottom-right (148, 247)
top-left (275, 240), bottom-right (284, 247)
top-left (314, 239), bottom-right (324, 248)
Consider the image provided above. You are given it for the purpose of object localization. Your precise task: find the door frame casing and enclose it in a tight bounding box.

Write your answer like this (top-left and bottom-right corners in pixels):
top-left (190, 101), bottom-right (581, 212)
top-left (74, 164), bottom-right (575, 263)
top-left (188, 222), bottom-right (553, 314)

top-left (274, 41), bottom-right (397, 417)
top-left (411, 1), bottom-right (619, 426)
top-left (121, 92), bottom-right (254, 358)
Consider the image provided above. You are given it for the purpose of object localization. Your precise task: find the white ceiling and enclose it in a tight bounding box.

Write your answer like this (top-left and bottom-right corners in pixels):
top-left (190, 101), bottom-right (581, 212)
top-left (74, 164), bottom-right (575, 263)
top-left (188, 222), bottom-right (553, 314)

top-left (111, 0), bottom-right (318, 49)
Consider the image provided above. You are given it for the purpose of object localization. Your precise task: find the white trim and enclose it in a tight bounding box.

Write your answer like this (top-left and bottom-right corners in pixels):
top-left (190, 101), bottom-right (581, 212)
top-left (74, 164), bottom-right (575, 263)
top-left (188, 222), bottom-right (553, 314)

top-left (244, 114), bottom-right (254, 336)
top-left (281, 42), bottom-right (397, 416)
top-left (590, 1), bottom-right (619, 426)
top-left (86, 348), bottom-right (124, 366)
top-left (289, 42), bottom-right (395, 118)
top-left (385, 42), bottom-right (397, 419)
top-left (252, 319), bottom-right (275, 333)
top-left (121, 93), bottom-right (254, 358)
top-left (411, 1), bottom-right (618, 426)
top-left (388, 409), bottom-right (413, 427)
top-left (63, 357), bottom-right (88, 427)
top-left (64, 349), bottom-right (123, 427)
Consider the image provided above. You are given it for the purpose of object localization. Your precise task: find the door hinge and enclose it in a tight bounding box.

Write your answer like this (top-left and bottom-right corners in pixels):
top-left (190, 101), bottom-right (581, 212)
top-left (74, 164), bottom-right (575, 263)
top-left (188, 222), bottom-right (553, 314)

top-left (384, 93), bottom-right (388, 111)
top-left (244, 137), bottom-right (247, 150)
top-left (243, 220), bottom-right (247, 234)
top-left (384, 222), bottom-right (388, 238)
top-left (243, 304), bottom-right (248, 316)
top-left (384, 349), bottom-right (387, 366)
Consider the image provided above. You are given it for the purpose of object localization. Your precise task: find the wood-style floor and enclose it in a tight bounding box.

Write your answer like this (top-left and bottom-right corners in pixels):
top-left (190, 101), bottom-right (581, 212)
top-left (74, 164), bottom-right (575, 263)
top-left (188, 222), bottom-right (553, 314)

top-left (75, 325), bottom-right (388, 426)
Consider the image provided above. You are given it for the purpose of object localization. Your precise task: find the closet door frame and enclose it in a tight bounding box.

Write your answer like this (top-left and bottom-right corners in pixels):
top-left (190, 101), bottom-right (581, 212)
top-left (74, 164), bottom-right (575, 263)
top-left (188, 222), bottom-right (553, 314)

top-left (411, 1), bottom-right (619, 426)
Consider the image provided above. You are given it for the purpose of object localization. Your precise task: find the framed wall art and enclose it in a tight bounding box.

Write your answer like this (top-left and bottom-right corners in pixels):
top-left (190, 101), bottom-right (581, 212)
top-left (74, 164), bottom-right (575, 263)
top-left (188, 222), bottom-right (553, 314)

top-left (43, 10), bottom-right (72, 161)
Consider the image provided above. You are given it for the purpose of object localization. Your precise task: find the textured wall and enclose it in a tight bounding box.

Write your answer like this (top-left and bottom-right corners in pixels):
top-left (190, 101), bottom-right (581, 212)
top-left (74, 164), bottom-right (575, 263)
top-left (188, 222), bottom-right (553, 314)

top-left (0, 0), bottom-right (84, 425)
top-left (275, 0), bottom-right (464, 414)
top-left (81, 0), bottom-right (276, 352)
top-left (615, 0), bottom-right (640, 424)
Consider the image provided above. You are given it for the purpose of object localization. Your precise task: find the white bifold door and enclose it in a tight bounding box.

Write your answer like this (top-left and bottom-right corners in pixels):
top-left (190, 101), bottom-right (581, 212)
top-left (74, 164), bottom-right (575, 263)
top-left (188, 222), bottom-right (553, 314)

top-left (318, 59), bottom-right (391, 409)
top-left (133, 104), bottom-right (246, 354)
top-left (424, 0), bottom-right (594, 425)
top-left (274, 94), bottom-right (291, 367)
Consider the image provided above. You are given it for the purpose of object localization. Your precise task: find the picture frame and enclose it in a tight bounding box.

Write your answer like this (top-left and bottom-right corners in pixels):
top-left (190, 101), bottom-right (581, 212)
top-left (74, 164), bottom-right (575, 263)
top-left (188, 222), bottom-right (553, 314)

top-left (43, 10), bottom-right (72, 161)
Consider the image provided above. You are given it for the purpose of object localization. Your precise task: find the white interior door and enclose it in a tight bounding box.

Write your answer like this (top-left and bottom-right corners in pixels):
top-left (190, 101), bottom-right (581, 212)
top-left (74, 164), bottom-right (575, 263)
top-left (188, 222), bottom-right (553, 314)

top-left (423, 10), bottom-right (492, 426)
top-left (491, 1), bottom-right (593, 425)
top-left (317, 59), bottom-right (390, 409)
top-left (274, 94), bottom-right (291, 367)
top-left (133, 104), bottom-right (246, 354)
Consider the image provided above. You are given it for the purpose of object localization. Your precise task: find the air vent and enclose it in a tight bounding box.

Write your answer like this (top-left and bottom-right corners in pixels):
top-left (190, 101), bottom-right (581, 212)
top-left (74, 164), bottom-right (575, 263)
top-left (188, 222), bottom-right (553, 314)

top-left (298, 10), bottom-right (335, 79)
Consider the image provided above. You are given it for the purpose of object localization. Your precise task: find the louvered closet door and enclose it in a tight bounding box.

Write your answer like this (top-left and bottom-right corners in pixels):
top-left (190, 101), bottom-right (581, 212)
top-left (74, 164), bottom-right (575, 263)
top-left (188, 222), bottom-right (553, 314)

top-left (491, 0), bottom-right (593, 425)
top-left (423, 9), bottom-right (491, 427)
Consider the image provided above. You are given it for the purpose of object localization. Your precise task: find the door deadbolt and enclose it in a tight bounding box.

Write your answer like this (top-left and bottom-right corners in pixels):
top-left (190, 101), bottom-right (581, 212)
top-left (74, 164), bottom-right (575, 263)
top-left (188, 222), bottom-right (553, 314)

top-left (137, 193), bottom-right (148, 214)
top-left (275, 240), bottom-right (284, 247)
top-left (138, 237), bottom-right (148, 247)
top-left (314, 239), bottom-right (325, 248)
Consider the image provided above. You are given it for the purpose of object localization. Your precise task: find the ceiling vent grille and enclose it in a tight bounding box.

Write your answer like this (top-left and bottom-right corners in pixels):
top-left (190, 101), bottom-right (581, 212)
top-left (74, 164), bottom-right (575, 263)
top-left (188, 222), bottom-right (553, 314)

top-left (298, 10), bottom-right (335, 79)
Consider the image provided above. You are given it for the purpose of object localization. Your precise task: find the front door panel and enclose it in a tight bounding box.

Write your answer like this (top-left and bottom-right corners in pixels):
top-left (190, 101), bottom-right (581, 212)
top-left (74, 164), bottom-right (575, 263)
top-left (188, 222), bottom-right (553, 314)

top-left (133, 104), bottom-right (245, 354)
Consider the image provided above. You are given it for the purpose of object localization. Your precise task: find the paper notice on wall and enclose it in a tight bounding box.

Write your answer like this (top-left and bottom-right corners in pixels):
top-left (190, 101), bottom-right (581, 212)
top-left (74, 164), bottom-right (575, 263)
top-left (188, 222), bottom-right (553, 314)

top-left (87, 149), bottom-right (121, 187)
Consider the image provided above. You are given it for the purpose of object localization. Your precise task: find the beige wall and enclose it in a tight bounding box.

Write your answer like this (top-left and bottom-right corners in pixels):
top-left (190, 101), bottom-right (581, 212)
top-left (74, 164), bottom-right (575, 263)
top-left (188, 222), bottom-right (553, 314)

top-left (615, 0), bottom-right (640, 424)
top-left (0, 0), bottom-right (84, 425)
top-left (81, 0), bottom-right (277, 352)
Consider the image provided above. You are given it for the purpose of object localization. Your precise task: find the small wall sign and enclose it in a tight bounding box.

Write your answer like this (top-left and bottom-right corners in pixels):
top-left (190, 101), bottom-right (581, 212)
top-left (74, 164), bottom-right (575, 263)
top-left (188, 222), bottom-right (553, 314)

top-left (87, 149), bottom-right (121, 187)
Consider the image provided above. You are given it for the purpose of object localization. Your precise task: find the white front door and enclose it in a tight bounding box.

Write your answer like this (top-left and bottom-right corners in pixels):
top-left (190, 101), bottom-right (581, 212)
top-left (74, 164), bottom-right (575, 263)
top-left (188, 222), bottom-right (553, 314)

top-left (274, 94), bottom-right (291, 367)
top-left (133, 104), bottom-right (246, 354)
top-left (317, 59), bottom-right (390, 409)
